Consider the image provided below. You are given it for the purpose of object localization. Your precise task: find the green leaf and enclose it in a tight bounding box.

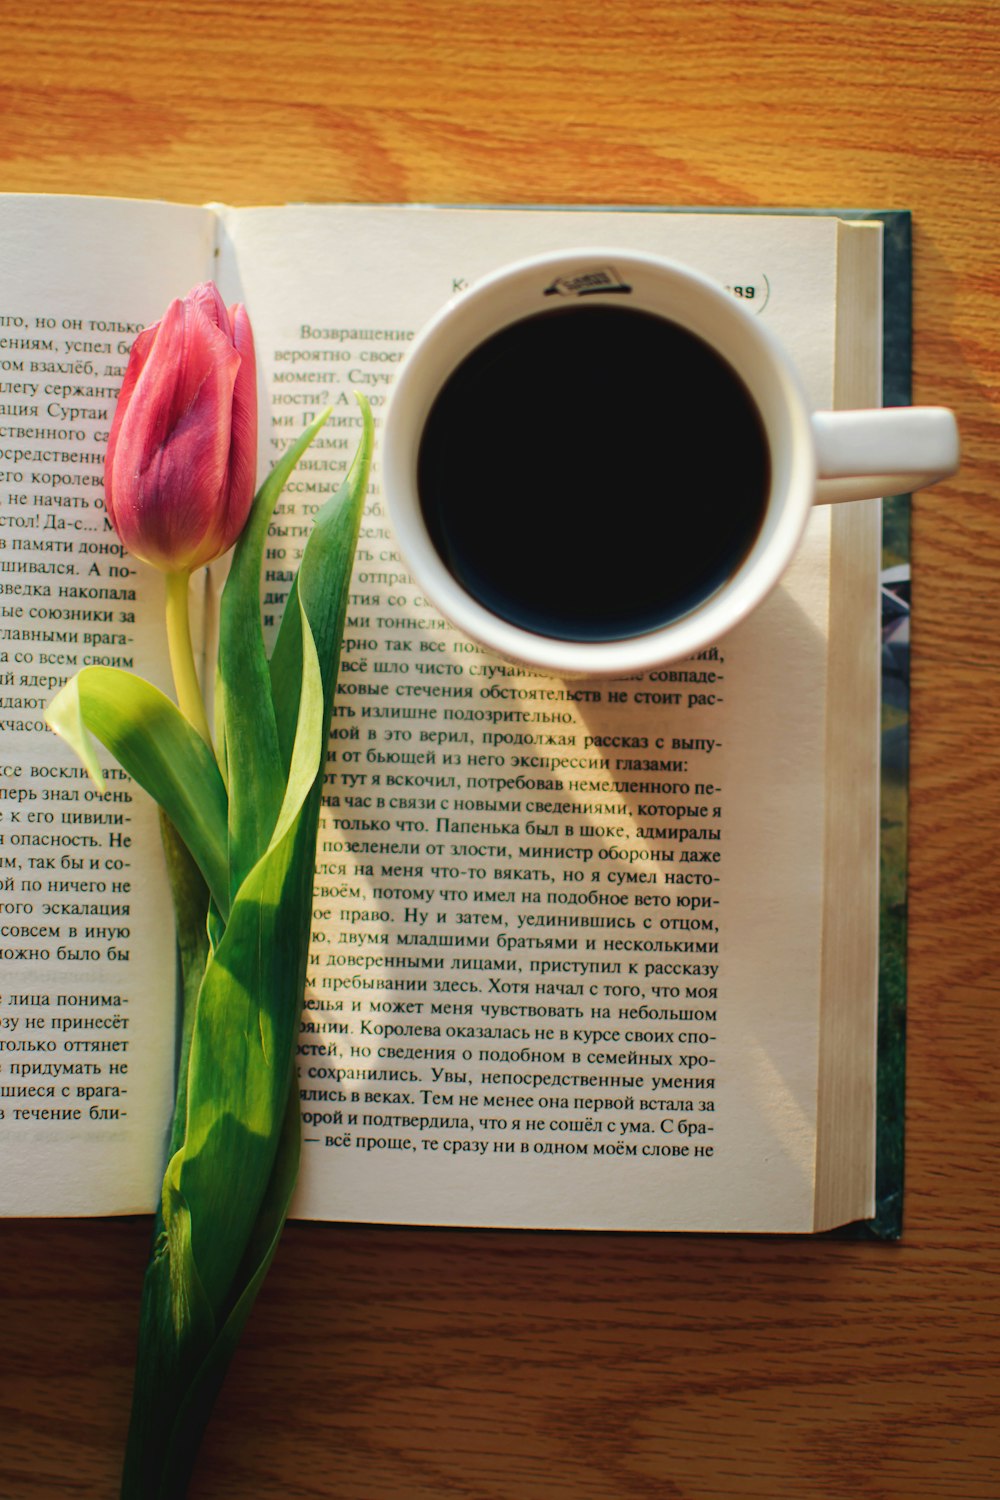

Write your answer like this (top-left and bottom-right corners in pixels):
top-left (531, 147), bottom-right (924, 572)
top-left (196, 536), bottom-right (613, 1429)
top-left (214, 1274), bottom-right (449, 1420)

top-left (120, 1232), bottom-right (196, 1500)
top-left (172, 820), bottom-right (303, 1316)
top-left (218, 409), bottom-right (334, 897)
top-left (167, 408), bottom-right (371, 1331)
top-left (121, 819), bottom-right (307, 1499)
top-left (45, 667), bottom-right (230, 918)
top-left (267, 593), bottom-right (324, 856)
top-left (157, 812), bottom-right (210, 1162)
top-left (171, 589), bottom-right (329, 1316)
top-left (121, 1079), bottom-right (302, 1500)
top-left (119, 819), bottom-right (213, 1500)
top-left (270, 395), bottom-right (374, 769)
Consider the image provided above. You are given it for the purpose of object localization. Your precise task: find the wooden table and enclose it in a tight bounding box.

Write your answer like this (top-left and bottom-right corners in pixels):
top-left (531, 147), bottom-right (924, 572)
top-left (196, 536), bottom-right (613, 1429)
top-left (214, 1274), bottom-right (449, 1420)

top-left (2, 3), bottom-right (998, 1495)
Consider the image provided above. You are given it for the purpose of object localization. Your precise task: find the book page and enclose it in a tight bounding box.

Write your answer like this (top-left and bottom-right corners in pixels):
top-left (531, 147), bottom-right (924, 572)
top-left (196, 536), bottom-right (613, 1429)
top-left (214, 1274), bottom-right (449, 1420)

top-left (0, 196), bottom-right (216, 1213)
top-left (813, 219), bottom-right (882, 1230)
top-left (218, 205), bottom-right (875, 1233)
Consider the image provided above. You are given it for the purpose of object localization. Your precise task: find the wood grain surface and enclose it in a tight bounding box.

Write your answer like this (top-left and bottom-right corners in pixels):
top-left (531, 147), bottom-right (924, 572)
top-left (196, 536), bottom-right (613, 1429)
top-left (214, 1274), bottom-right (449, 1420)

top-left (2, 2), bottom-right (998, 1496)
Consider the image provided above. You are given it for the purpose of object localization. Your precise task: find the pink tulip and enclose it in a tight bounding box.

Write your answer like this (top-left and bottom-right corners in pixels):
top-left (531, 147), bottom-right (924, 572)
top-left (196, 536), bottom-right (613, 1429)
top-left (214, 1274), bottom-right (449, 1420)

top-left (105, 283), bottom-right (257, 572)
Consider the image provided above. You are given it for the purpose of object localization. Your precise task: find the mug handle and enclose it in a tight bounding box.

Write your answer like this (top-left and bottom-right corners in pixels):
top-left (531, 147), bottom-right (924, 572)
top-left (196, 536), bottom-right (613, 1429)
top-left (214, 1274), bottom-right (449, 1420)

top-left (811, 407), bottom-right (960, 504)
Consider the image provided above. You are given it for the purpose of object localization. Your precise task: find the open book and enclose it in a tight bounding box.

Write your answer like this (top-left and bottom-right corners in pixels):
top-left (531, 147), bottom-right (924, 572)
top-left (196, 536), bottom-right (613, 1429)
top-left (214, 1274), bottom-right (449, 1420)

top-left (0, 198), bottom-right (906, 1235)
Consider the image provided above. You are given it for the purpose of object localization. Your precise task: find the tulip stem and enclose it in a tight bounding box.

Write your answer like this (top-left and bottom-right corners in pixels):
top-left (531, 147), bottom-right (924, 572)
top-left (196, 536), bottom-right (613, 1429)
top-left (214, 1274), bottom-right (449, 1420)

top-left (165, 570), bottom-right (213, 748)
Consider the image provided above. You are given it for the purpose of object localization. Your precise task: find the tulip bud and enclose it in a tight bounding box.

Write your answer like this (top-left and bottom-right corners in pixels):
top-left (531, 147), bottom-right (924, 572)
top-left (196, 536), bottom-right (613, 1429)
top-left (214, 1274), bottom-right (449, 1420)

top-left (105, 282), bottom-right (258, 572)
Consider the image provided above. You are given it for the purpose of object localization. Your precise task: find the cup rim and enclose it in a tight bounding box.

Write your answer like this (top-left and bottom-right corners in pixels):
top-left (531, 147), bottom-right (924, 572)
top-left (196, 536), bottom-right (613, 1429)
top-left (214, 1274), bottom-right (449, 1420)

top-left (381, 247), bottom-right (817, 676)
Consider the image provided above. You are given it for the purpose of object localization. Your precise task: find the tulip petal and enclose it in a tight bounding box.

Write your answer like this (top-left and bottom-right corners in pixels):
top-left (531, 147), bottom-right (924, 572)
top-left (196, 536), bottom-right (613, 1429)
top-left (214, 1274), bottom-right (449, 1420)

top-left (138, 346), bottom-right (238, 569)
top-left (104, 322), bottom-right (158, 539)
top-left (104, 288), bottom-right (255, 573)
top-left (223, 303), bottom-right (258, 547)
top-left (188, 281), bottom-right (230, 333)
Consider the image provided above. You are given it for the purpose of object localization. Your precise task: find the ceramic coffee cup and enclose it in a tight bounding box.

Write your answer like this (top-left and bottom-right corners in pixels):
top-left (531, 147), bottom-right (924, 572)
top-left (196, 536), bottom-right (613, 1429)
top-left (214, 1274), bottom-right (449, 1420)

top-left (381, 249), bottom-right (959, 675)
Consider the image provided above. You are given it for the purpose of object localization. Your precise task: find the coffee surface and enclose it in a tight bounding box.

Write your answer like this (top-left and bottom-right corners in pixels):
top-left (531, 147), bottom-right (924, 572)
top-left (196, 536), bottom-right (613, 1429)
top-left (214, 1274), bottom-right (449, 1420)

top-left (417, 304), bottom-right (770, 642)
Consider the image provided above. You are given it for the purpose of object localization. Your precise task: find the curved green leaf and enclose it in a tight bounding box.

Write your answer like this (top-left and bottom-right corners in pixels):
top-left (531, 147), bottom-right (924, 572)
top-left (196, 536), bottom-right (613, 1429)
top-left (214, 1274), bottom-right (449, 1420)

top-left (219, 408), bottom-right (333, 896)
top-left (176, 817), bottom-right (304, 1314)
top-left (45, 667), bottom-right (230, 917)
top-left (267, 594), bottom-right (323, 856)
top-left (172, 411), bottom-right (371, 1319)
top-left (270, 396), bottom-right (373, 769)
top-left (122, 1079), bottom-right (301, 1500)
top-left (157, 812), bottom-right (211, 1161)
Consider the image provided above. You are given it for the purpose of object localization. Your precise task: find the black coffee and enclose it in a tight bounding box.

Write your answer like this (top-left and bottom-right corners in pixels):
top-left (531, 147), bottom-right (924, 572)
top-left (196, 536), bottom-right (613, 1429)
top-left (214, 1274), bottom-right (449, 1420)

top-left (417, 304), bottom-right (770, 642)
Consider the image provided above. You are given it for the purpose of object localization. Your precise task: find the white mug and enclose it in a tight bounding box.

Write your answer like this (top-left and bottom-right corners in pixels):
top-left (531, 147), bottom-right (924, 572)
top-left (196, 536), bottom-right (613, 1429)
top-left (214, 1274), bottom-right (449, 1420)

top-left (381, 249), bottom-right (959, 676)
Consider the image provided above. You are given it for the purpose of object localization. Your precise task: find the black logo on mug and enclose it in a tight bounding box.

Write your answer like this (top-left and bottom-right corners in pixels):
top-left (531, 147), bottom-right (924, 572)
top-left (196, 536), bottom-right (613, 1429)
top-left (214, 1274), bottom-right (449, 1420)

top-left (543, 266), bottom-right (633, 297)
